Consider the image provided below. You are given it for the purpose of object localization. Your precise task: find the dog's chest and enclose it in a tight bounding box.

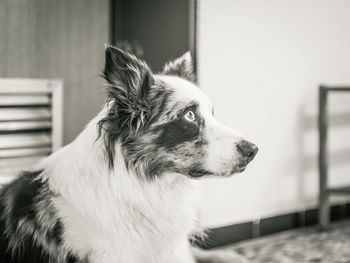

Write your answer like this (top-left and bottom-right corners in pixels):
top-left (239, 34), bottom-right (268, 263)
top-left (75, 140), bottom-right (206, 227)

top-left (57, 176), bottom-right (200, 263)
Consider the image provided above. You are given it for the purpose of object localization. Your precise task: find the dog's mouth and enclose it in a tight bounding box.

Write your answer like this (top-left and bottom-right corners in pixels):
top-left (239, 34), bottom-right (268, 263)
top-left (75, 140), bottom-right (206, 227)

top-left (189, 165), bottom-right (247, 178)
top-left (188, 168), bottom-right (212, 178)
top-left (188, 160), bottom-right (252, 178)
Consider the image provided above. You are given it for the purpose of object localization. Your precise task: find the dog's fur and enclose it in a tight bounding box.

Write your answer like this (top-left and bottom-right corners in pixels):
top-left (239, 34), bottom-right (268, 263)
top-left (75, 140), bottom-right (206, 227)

top-left (0, 46), bottom-right (257, 263)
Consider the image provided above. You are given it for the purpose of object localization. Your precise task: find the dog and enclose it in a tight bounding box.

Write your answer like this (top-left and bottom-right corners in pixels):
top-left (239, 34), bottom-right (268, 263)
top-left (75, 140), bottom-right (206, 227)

top-left (0, 45), bottom-right (258, 263)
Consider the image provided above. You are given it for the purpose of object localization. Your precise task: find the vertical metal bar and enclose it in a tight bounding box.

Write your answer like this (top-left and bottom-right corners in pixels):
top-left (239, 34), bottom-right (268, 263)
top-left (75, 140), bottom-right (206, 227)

top-left (319, 86), bottom-right (329, 230)
top-left (188, 0), bottom-right (198, 79)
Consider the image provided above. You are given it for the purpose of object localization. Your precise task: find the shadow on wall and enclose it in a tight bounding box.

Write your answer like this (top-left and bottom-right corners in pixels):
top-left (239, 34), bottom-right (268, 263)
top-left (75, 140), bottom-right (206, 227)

top-left (296, 92), bottom-right (350, 206)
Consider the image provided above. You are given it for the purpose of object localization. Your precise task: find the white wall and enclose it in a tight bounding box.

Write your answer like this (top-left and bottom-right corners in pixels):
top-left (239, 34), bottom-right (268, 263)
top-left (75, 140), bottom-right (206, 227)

top-left (198, 0), bottom-right (350, 227)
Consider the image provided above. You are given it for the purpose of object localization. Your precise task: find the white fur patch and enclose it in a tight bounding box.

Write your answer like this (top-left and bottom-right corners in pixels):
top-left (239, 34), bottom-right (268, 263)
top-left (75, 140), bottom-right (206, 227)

top-left (156, 75), bottom-right (213, 112)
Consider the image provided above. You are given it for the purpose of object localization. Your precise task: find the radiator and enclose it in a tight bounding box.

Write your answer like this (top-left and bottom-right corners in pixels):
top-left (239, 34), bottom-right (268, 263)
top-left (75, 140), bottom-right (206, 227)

top-left (0, 79), bottom-right (63, 184)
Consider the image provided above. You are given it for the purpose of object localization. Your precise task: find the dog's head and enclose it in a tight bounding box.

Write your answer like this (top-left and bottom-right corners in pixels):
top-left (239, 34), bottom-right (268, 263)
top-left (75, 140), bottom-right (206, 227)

top-left (99, 46), bottom-right (258, 179)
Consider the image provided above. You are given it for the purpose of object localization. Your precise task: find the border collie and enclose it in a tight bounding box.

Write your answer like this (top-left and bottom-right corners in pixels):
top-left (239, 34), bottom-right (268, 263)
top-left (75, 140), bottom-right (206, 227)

top-left (0, 46), bottom-right (258, 263)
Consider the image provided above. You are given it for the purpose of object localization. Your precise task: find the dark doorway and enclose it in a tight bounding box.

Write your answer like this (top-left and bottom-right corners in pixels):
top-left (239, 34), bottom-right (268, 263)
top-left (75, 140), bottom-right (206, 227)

top-left (110, 0), bottom-right (197, 73)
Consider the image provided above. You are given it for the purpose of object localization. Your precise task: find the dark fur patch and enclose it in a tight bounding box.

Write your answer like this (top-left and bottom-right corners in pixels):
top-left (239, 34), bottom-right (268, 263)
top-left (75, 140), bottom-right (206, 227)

top-left (153, 104), bottom-right (203, 149)
top-left (0, 171), bottom-right (81, 263)
top-left (8, 171), bottom-right (44, 227)
top-left (153, 118), bottom-right (199, 149)
top-left (122, 102), bottom-right (210, 178)
top-left (99, 78), bottom-right (175, 171)
top-left (99, 46), bottom-right (154, 168)
top-left (47, 219), bottom-right (63, 245)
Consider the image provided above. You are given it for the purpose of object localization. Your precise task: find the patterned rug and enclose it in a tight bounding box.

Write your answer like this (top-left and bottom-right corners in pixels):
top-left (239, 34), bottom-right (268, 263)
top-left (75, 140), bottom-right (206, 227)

top-left (228, 220), bottom-right (350, 263)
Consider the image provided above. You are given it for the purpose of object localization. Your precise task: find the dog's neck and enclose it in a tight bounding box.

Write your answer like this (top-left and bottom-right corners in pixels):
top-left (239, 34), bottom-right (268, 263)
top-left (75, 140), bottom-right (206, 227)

top-left (37, 114), bottom-right (201, 261)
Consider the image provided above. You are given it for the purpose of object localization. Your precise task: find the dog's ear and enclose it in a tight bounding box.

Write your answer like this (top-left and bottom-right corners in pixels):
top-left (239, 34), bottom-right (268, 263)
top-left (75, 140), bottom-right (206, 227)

top-left (103, 45), bottom-right (153, 132)
top-left (162, 52), bottom-right (196, 82)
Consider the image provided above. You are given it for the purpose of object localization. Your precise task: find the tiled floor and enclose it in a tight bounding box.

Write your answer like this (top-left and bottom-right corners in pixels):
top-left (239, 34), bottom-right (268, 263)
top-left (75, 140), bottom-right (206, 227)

top-left (228, 220), bottom-right (350, 263)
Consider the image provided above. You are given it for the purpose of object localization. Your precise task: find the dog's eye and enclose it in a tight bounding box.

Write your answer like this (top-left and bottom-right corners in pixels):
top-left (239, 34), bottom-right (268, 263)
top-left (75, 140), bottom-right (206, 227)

top-left (184, 110), bottom-right (196, 122)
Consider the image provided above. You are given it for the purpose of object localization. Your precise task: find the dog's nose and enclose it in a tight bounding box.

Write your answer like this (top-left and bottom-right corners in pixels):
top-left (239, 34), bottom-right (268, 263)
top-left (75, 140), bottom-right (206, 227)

top-left (236, 140), bottom-right (258, 161)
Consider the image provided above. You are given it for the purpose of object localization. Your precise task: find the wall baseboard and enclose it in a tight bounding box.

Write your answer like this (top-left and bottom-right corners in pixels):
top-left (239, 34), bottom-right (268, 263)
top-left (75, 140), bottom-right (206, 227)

top-left (198, 202), bottom-right (350, 249)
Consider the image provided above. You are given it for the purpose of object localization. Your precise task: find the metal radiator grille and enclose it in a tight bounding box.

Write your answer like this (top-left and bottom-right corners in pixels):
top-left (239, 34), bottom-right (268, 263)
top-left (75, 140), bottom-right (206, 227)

top-left (0, 79), bottom-right (63, 183)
